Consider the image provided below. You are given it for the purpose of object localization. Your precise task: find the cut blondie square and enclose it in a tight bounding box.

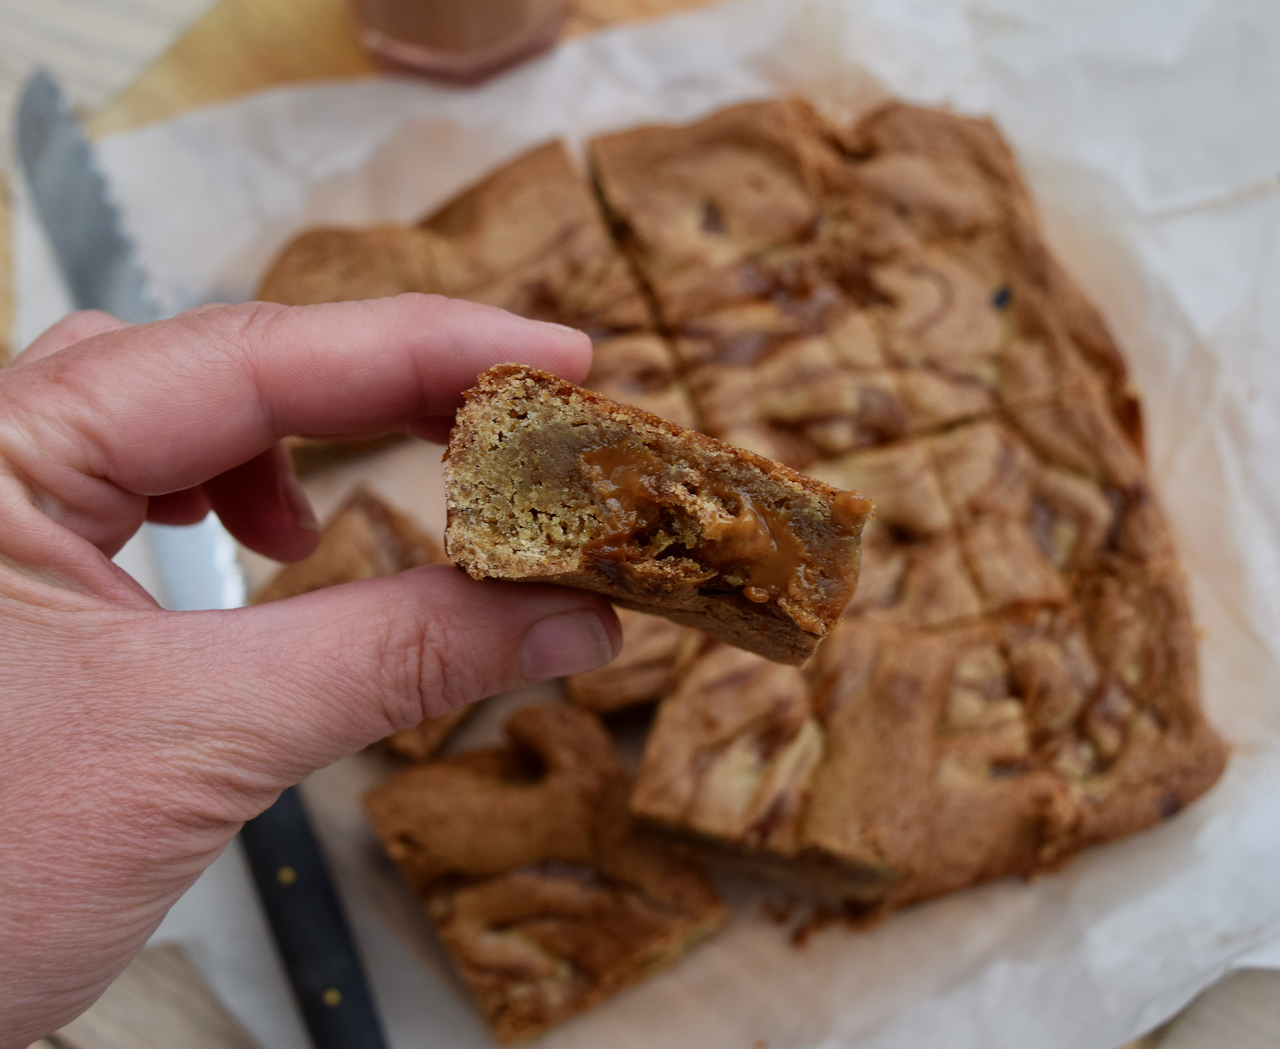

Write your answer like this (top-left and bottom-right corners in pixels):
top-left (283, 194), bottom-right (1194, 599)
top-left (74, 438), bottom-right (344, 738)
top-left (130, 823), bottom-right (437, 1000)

top-left (633, 611), bottom-right (1226, 910)
top-left (251, 486), bottom-right (469, 761)
top-left (364, 702), bottom-right (725, 1044)
top-left (257, 139), bottom-right (699, 449)
top-left (807, 437), bottom-right (984, 630)
top-left (444, 363), bottom-right (873, 664)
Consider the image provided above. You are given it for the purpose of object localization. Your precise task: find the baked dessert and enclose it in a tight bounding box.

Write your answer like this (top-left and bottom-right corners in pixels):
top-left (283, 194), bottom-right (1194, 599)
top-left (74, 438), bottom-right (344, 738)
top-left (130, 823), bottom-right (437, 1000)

top-left (590, 99), bottom-right (1141, 473)
top-left (612, 100), bottom-right (1223, 906)
top-left (634, 610), bottom-right (1224, 910)
top-left (257, 226), bottom-right (436, 307)
top-left (257, 141), bottom-right (698, 432)
top-left (443, 363), bottom-right (873, 664)
top-left (363, 702), bottom-right (725, 1043)
top-left (253, 95), bottom-right (1224, 1011)
top-left (252, 486), bottom-right (469, 760)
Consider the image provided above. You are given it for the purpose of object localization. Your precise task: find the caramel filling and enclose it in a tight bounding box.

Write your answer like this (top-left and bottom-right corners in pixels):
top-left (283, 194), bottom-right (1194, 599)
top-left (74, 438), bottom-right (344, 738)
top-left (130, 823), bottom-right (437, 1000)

top-left (581, 443), bottom-right (864, 606)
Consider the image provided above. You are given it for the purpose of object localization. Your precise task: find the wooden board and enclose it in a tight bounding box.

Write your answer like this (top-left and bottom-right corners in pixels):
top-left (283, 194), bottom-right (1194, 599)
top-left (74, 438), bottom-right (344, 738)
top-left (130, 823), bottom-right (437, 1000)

top-left (46, 944), bottom-right (261, 1049)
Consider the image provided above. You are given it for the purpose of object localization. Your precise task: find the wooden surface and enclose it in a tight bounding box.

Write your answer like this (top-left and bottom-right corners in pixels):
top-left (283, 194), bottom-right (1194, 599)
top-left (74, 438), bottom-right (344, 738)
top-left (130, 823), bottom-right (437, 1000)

top-left (6, 0), bottom-right (1280, 1046)
top-left (38, 945), bottom-right (262, 1049)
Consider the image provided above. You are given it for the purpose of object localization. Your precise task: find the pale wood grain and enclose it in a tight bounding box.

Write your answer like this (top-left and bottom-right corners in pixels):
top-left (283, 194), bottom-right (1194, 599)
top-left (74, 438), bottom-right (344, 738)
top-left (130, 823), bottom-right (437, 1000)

top-left (0, 0), bottom-right (213, 176)
top-left (1160, 969), bottom-right (1280, 1049)
top-left (50, 944), bottom-right (261, 1049)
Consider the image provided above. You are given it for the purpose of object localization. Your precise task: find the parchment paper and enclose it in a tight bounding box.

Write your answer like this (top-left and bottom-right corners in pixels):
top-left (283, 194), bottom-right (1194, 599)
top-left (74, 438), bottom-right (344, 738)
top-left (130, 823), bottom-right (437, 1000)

top-left (14, 1), bottom-right (1280, 1047)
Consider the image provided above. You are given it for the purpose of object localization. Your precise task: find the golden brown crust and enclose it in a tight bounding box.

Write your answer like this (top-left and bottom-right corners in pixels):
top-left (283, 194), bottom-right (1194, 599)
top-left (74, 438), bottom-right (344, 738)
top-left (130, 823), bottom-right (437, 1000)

top-left (444, 363), bottom-right (872, 664)
top-left (257, 140), bottom-right (697, 457)
top-left (583, 333), bottom-right (699, 429)
top-left (364, 704), bottom-right (725, 1044)
top-left (251, 485), bottom-right (447, 603)
top-left (416, 141), bottom-right (651, 335)
top-left (589, 99), bottom-right (844, 325)
top-left (257, 227), bottom-right (436, 305)
top-left (635, 603), bottom-right (1224, 910)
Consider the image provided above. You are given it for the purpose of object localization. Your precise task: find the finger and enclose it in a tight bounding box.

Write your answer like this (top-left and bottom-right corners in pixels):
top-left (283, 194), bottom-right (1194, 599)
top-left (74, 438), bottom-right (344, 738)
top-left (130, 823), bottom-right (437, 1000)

top-left (203, 442), bottom-right (319, 561)
top-left (14, 309), bottom-right (126, 365)
top-left (0, 295), bottom-right (590, 576)
top-left (5, 295), bottom-right (590, 494)
top-left (145, 487), bottom-right (212, 526)
top-left (144, 569), bottom-right (622, 808)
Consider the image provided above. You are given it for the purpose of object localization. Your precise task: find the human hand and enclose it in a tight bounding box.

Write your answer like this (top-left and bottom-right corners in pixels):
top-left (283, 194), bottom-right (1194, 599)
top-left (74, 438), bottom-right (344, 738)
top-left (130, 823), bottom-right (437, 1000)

top-left (0, 295), bottom-right (621, 1046)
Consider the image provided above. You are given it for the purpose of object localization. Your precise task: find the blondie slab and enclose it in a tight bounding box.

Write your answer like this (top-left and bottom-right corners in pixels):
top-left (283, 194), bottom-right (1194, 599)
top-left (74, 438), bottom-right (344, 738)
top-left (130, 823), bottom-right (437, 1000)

top-left (364, 703), bottom-right (725, 1044)
top-left (444, 364), bottom-right (873, 664)
top-left (590, 100), bottom-right (1143, 471)
top-left (257, 140), bottom-right (699, 439)
top-left (606, 97), bottom-right (1223, 909)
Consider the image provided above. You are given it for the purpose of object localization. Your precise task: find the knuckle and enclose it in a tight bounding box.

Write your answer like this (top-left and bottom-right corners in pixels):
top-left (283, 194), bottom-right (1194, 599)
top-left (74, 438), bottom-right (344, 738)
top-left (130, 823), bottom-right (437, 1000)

top-left (378, 605), bottom-right (488, 726)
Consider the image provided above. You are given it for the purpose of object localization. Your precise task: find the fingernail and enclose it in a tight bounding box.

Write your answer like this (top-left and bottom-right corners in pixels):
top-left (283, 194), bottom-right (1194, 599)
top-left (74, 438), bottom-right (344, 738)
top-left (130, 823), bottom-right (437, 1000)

top-left (280, 465), bottom-right (319, 533)
top-left (538, 320), bottom-right (584, 337)
top-left (520, 610), bottom-right (617, 681)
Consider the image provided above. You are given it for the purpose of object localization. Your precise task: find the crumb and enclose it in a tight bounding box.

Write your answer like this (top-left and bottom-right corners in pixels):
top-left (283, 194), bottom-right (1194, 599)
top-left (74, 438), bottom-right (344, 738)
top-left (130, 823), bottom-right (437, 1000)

top-left (760, 896), bottom-right (800, 925)
top-left (789, 898), bottom-right (885, 947)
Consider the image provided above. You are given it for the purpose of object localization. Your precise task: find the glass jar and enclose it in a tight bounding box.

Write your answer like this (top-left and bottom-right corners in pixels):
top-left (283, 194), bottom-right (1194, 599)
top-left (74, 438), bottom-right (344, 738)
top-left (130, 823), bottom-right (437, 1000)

top-left (351, 0), bottom-right (569, 83)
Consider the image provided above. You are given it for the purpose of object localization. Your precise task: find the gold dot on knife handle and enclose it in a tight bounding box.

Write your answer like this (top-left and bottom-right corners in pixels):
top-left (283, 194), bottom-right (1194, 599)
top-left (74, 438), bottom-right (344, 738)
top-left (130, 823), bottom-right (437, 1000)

top-left (322, 987), bottom-right (343, 1007)
top-left (276, 865), bottom-right (298, 886)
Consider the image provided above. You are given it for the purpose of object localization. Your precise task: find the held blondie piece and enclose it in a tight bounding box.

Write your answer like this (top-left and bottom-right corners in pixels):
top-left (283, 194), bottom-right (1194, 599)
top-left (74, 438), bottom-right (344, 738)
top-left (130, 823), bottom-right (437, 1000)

top-left (444, 363), bottom-right (873, 664)
top-left (251, 486), bottom-right (468, 760)
top-left (364, 703), bottom-right (725, 1044)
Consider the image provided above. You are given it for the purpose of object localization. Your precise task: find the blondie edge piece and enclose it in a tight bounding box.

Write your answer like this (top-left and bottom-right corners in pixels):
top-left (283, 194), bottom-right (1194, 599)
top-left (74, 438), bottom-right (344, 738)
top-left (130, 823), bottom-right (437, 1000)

top-left (444, 363), bottom-right (873, 664)
top-left (364, 703), bottom-right (726, 1044)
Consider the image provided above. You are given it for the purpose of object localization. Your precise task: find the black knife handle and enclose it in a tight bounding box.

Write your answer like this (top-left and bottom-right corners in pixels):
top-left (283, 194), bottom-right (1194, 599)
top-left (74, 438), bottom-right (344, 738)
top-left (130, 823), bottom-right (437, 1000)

top-left (239, 786), bottom-right (388, 1049)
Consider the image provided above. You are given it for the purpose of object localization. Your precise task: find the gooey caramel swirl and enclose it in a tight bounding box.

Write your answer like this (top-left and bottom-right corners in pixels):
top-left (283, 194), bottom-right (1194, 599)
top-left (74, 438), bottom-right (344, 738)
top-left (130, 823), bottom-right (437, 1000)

top-left (581, 442), bottom-right (866, 607)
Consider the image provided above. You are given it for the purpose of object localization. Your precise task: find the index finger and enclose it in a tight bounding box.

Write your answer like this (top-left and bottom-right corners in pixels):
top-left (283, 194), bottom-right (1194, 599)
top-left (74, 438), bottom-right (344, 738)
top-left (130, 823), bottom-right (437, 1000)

top-left (0, 294), bottom-right (591, 497)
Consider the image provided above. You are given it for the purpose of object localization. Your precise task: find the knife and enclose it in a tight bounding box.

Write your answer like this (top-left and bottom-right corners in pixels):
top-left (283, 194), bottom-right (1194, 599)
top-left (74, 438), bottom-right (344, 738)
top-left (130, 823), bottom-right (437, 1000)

top-left (16, 69), bottom-right (389, 1049)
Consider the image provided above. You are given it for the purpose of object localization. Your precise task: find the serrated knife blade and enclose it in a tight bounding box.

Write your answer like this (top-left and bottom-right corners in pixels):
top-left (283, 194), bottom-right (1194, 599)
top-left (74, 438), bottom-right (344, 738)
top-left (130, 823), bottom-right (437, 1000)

top-left (15, 70), bottom-right (389, 1049)
top-left (17, 68), bottom-right (162, 325)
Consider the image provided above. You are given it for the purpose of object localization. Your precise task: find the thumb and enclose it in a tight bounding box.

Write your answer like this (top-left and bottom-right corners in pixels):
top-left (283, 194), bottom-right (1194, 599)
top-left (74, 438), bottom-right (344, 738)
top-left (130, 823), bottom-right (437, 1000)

top-left (154, 566), bottom-right (620, 812)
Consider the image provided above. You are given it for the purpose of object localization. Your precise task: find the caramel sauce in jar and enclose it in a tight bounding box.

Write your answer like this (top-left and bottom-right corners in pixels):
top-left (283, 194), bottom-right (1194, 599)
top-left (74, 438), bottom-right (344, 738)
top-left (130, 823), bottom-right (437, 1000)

top-left (351, 0), bottom-right (567, 82)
